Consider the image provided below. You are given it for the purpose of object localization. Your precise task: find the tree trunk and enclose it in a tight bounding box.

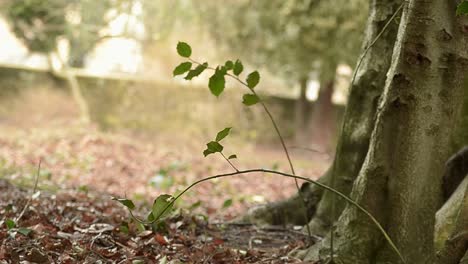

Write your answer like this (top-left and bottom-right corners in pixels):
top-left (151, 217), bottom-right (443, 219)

top-left (309, 66), bottom-right (336, 152)
top-left (304, 1), bottom-right (468, 263)
top-left (238, 0), bottom-right (401, 227)
top-left (50, 53), bottom-right (91, 124)
top-left (305, 0), bottom-right (402, 236)
top-left (435, 176), bottom-right (468, 264)
top-left (295, 77), bottom-right (309, 144)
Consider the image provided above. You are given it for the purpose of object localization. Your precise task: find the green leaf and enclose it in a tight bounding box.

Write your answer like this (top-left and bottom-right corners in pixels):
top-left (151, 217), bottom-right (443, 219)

top-left (203, 140), bottom-right (224, 157)
top-left (173, 62), bottom-right (192, 76)
top-left (207, 141), bottom-right (224, 152)
top-left (228, 154), bottom-right (237, 159)
top-left (5, 219), bottom-right (15, 229)
top-left (222, 199), bottom-right (233, 209)
top-left (176, 42), bottom-right (192, 57)
top-left (242, 94), bottom-right (260, 106)
top-left (136, 222), bottom-right (146, 232)
top-left (203, 148), bottom-right (215, 157)
top-left (152, 194), bottom-right (174, 220)
top-left (246, 71), bottom-right (260, 89)
top-left (224, 60), bottom-right (234, 70)
top-left (185, 63), bottom-right (208, 80)
top-left (457, 1), bottom-right (468, 15)
top-left (216, 127), bottom-right (232, 142)
top-left (18, 228), bottom-right (32, 236)
top-left (233, 60), bottom-right (243, 76)
top-left (147, 212), bottom-right (155, 221)
top-left (119, 222), bottom-right (130, 234)
top-left (208, 69), bottom-right (226, 97)
top-left (112, 197), bottom-right (136, 210)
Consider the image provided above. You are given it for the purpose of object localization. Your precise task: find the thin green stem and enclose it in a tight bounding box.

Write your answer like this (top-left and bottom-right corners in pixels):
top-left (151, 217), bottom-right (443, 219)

top-left (220, 152), bottom-right (239, 172)
top-left (127, 168), bottom-right (405, 264)
top-left (188, 58), bottom-right (313, 243)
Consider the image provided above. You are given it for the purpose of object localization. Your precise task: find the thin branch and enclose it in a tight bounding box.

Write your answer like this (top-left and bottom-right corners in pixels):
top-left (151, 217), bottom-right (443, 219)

top-left (15, 159), bottom-right (42, 223)
top-left (220, 152), bottom-right (239, 172)
top-left (126, 168), bottom-right (405, 264)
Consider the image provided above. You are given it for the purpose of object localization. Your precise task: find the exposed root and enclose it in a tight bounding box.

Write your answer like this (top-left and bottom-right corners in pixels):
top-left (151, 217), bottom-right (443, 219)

top-left (234, 176), bottom-right (327, 226)
top-left (436, 176), bottom-right (468, 264)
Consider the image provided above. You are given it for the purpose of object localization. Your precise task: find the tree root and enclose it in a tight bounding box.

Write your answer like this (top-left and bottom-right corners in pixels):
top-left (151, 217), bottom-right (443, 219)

top-left (436, 176), bottom-right (468, 264)
top-left (460, 250), bottom-right (468, 264)
top-left (234, 172), bottom-right (328, 226)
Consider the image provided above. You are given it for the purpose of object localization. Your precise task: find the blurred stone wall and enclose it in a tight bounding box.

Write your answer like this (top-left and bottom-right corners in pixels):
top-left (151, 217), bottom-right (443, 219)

top-left (0, 65), bottom-right (344, 143)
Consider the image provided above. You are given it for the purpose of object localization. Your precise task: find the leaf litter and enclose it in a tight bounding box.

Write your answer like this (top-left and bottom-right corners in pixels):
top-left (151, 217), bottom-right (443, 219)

top-left (0, 124), bottom-right (329, 262)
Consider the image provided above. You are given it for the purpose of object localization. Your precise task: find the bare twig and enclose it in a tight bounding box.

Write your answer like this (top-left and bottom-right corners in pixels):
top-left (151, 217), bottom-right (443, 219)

top-left (15, 159), bottom-right (42, 223)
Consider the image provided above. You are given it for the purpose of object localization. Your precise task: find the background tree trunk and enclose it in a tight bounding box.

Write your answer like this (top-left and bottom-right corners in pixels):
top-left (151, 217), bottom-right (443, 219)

top-left (305, 1), bottom-right (468, 263)
top-left (308, 64), bottom-right (336, 152)
top-left (294, 77), bottom-right (309, 144)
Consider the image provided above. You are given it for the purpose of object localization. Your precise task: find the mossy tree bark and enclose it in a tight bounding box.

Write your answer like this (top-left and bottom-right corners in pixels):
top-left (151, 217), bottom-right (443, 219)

top-left (435, 176), bottom-right (468, 264)
top-left (304, 1), bottom-right (468, 263)
top-left (305, 0), bottom-right (402, 235)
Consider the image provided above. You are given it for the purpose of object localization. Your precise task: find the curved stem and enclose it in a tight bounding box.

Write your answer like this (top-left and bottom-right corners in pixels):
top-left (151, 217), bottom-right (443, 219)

top-left (127, 168), bottom-right (405, 263)
top-left (220, 152), bottom-right (239, 172)
top-left (188, 58), bottom-right (313, 242)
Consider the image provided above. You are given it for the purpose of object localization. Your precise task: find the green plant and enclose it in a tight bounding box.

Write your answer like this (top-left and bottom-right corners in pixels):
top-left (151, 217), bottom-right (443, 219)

top-left (114, 42), bottom-right (406, 263)
top-left (174, 41), bottom-right (313, 242)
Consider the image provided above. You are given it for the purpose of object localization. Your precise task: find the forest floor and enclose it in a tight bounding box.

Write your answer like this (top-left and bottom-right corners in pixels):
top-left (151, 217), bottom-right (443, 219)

top-left (0, 88), bottom-right (329, 263)
top-left (0, 178), bottom-right (312, 263)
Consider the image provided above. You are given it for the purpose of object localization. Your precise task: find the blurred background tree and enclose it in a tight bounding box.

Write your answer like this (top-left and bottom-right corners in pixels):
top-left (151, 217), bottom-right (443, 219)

top-left (196, 0), bottom-right (367, 147)
top-left (0, 0), bottom-right (368, 149)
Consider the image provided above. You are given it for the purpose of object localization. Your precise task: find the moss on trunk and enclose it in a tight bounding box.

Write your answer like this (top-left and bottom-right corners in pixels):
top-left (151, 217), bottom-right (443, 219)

top-left (305, 0), bottom-right (402, 236)
top-left (304, 0), bottom-right (468, 263)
